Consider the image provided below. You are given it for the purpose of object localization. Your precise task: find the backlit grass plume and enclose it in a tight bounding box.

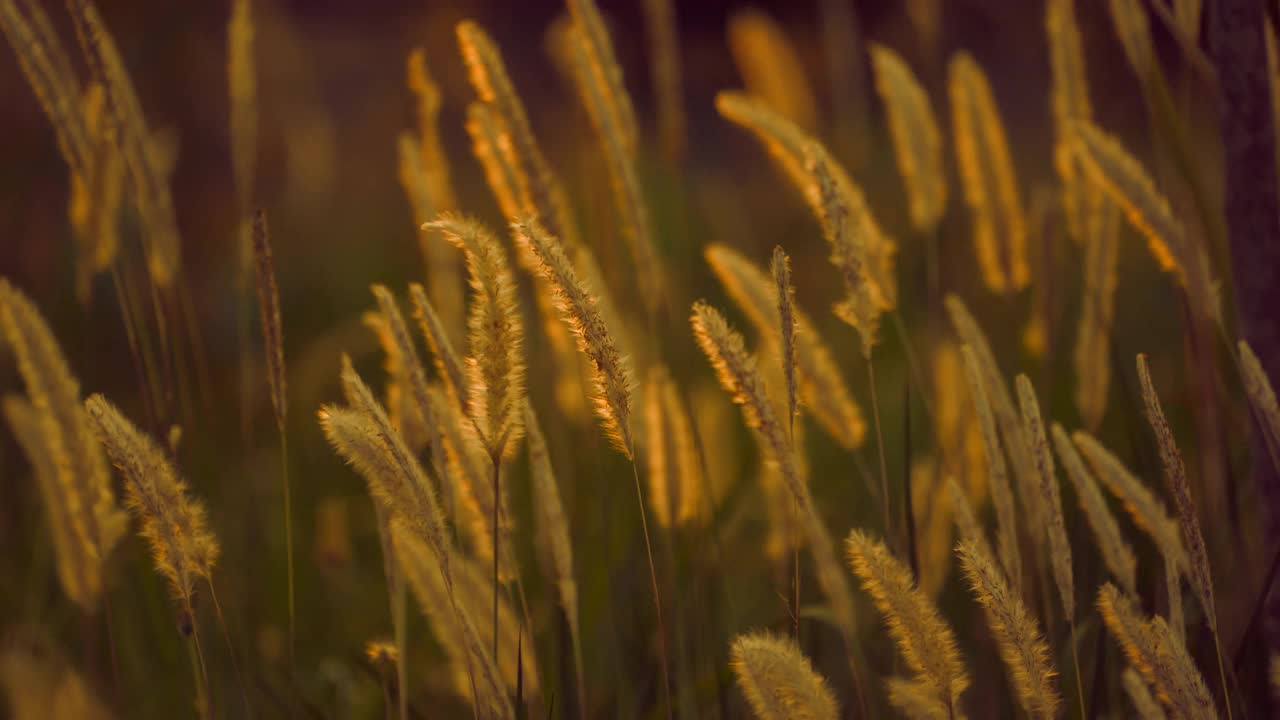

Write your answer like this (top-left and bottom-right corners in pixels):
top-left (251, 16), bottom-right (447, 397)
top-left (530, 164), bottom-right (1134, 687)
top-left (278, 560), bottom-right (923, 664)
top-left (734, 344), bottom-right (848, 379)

top-left (1046, 0), bottom-right (1099, 246)
top-left (691, 301), bottom-right (857, 642)
top-left (1, 0), bottom-right (122, 298)
top-left (1052, 423), bottom-right (1137, 595)
top-left (955, 539), bottom-right (1060, 719)
top-left (1015, 375), bottom-right (1075, 615)
top-left (730, 632), bottom-right (838, 720)
top-left (67, 0), bottom-right (181, 286)
top-left (642, 0), bottom-right (684, 165)
top-left (716, 92), bottom-right (896, 311)
top-left (869, 43), bottom-right (946, 233)
top-left (1098, 583), bottom-right (1216, 719)
top-left (320, 355), bottom-right (450, 586)
top-left (846, 529), bottom-right (969, 716)
top-left (958, 344), bottom-right (1020, 589)
top-left (409, 282), bottom-right (468, 414)
top-left (1073, 429), bottom-right (1186, 633)
top-left (1016, 374), bottom-right (1084, 709)
top-left (456, 20), bottom-right (577, 248)
top-left (1070, 122), bottom-right (1219, 322)
top-left (726, 9), bottom-right (818, 133)
top-left (1136, 353), bottom-right (1228, 709)
top-left (946, 296), bottom-right (1043, 547)
top-left (84, 394), bottom-right (218, 609)
top-left (512, 217), bottom-right (634, 457)
top-left (948, 51), bottom-right (1027, 294)
top-left (705, 243), bottom-right (866, 450)
top-left (558, 19), bottom-right (665, 310)
top-left (808, 143), bottom-right (883, 358)
top-left (392, 525), bottom-right (510, 719)
top-left (644, 365), bottom-right (703, 528)
top-left (0, 280), bottom-right (126, 611)
top-left (1073, 199), bottom-right (1120, 430)
top-left (0, 631), bottom-right (114, 720)
top-left (1136, 355), bottom-right (1215, 630)
top-left (1124, 667), bottom-right (1168, 720)
top-left (403, 47), bottom-right (465, 345)
top-left (427, 215), bottom-right (525, 460)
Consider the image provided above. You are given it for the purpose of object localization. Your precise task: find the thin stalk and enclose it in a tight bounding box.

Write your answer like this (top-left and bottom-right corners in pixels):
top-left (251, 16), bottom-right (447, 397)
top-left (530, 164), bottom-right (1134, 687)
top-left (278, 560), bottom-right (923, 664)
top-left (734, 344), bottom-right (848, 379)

top-left (628, 452), bottom-right (673, 720)
top-left (280, 428), bottom-right (296, 716)
top-left (491, 452), bottom-right (500, 664)
top-left (187, 631), bottom-right (211, 719)
top-left (209, 582), bottom-right (252, 717)
top-left (110, 264), bottom-right (159, 431)
top-left (1213, 632), bottom-right (1233, 720)
top-left (866, 354), bottom-right (892, 543)
top-left (1069, 619), bottom-right (1085, 719)
top-left (189, 611), bottom-right (213, 719)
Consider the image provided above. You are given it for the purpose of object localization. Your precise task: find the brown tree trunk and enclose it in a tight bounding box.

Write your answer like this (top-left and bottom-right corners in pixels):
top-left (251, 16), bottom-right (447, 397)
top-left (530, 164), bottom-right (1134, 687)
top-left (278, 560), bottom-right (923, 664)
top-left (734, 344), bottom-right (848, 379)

top-left (1209, 0), bottom-right (1280, 705)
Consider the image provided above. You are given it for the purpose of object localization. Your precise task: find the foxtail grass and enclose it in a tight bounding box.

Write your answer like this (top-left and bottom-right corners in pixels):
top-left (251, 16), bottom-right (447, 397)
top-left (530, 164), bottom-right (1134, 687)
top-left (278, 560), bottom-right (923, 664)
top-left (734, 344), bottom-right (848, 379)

top-left (1098, 583), bottom-right (1216, 719)
top-left (641, 0), bottom-right (684, 165)
top-left (725, 9), bottom-right (818, 133)
top-left (510, 216), bottom-right (671, 717)
top-left (1015, 374), bottom-right (1084, 712)
top-left (1052, 423), bottom-right (1137, 595)
top-left (250, 210), bottom-right (294, 691)
top-left (958, 344), bottom-right (1020, 590)
top-left (869, 43), bottom-right (946, 233)
top-left (0, 280), bottom-right (127, 611)
top-left (557, 15), bottom-right (665, 315)
top-left (956, 539), bottom-right (1061, 718)
top-left (948, 51), bottom-right (1027, 294)
top-left (1136, 354), bottom-right (1229, 716)
top-left (704, 243), bottom-right (866, 450)
top-left (730, 632), bottom-right (838, 720)
top-left (84, 393), bottom-right (223, 716)
top-left (846, 529), bottom-right (969, 717)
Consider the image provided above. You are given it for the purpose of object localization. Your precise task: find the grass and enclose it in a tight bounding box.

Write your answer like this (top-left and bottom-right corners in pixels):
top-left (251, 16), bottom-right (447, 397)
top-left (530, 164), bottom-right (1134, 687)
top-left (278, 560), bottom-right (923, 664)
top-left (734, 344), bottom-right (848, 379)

top-left (0, 0), bottom-right (1277, 717)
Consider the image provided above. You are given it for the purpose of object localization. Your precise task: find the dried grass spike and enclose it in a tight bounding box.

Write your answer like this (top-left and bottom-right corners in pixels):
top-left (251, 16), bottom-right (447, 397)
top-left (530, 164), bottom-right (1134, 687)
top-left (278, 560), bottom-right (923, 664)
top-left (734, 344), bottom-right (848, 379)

top-left (642, 0), bottom-right (684, 164)
top-left (0, 280), bottom-right (126, 609)
top-left (956, 539), bottom-right (1060, 719)
top-left (869, 44), bottom-right (946, 232)
top-left (1135, 354), bottom-right (1216, 634)
top-left (1052, 422), bottom-right (1137, 594)
top-left (959, 344), bottom-right (1020, 589)
top-left (409, 282), bottom-right (467, 415)
top-left (729, 632), bottom-right (838, 720)
top-left (67, 0), bottom-right (181, 285)
top-left (512, 217), bottom-right (634, 456)
top-left (1015, 374), bottom-right (1075, 619)
top-left (949, 51), bottom-right (1027, 293)
top-left (846, 529), bottom-right (969, 711)
top-left (456, 20), bottom-right (577, 247)
top-left (428, 214), bottom-right (525, 458)
top-left (704, 243), bottom-right (866, 449)
top-left (726, 9), bottom-right (819, 132)
top-left (1123, 667), bottom-right (1168, 720)
top-left (85, 394), bottom-right (219, 607)
top-left (252, 210), bottom-right (286, 430)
